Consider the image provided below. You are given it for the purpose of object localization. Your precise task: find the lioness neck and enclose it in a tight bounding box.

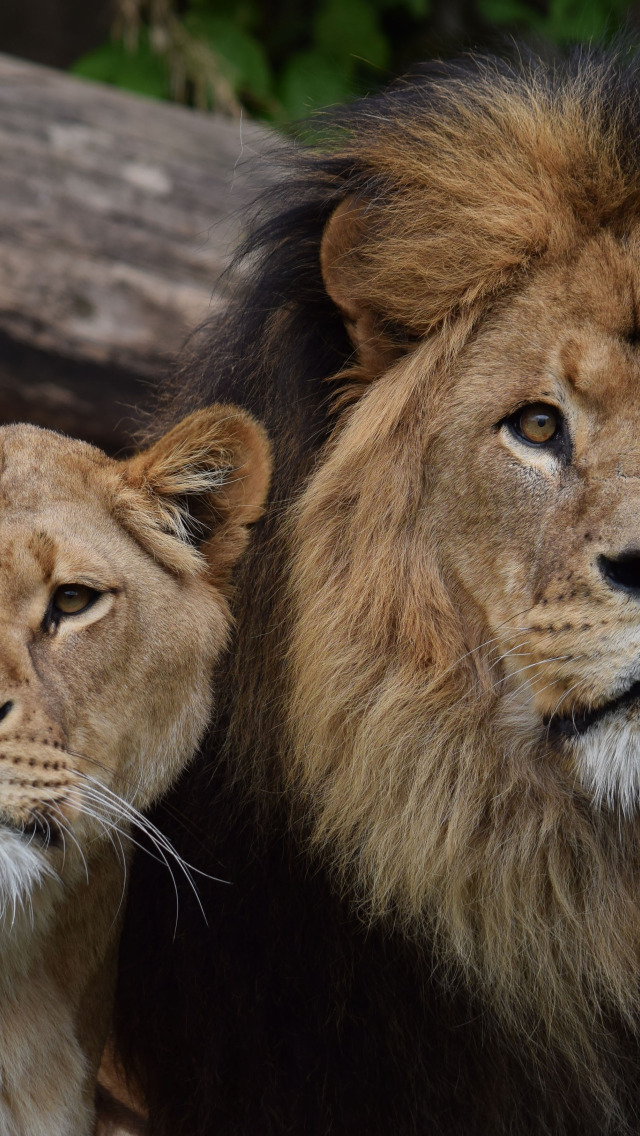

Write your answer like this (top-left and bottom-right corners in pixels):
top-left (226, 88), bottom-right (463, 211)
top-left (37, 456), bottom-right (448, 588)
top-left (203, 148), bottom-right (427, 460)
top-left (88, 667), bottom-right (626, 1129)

top-left (0, 848), bottom-right (124, 1136)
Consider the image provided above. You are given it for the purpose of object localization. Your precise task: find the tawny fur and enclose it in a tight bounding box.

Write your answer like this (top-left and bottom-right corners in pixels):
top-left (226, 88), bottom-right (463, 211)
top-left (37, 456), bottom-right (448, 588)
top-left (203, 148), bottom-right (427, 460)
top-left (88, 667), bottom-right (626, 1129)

top-left (0, 409), bottom-right (270, 1136)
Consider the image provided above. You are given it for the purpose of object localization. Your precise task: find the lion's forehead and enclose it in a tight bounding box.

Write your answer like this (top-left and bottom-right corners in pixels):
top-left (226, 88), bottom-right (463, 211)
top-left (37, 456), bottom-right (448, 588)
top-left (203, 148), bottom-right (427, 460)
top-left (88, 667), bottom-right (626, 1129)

top-left (461, 235), bottom-right (640, 441)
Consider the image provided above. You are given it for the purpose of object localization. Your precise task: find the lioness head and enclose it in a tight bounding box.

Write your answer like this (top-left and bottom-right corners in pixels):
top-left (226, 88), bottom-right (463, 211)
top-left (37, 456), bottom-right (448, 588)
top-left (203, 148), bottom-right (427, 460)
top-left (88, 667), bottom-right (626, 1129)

top-left (281, 55), bottom-right (640, 1093)
top-left (0, 406), bottom-right (270, 905)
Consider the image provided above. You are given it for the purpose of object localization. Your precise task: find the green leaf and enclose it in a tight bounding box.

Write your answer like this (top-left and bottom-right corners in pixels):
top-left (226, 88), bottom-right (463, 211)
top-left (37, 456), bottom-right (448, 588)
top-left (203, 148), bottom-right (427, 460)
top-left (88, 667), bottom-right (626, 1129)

top-left (314, 0), bottom-right (388, 72)
top-left (278, 50), bottom-right (354, 119)
top-left (71, 39), bottom-right (169, 99)
top-left (541, 0), bottom-right (628, 43)
top-left (188, 0), bottom-right (259, 24)
top-left (400, 0), bottom-right (430, 16)
top-left (374, 0), bottom-right (429, 15)
top-left (477, 0), bottom-right (538, 26)
top-left (182, 13), bottom-right (272, 98)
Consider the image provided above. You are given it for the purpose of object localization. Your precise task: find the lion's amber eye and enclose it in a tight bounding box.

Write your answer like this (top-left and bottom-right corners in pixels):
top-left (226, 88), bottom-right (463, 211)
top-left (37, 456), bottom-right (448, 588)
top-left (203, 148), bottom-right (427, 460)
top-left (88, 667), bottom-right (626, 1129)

top-left (513, 403), bottom-right (561, 445)
top-left (52, 585), bottom-right (97, 615)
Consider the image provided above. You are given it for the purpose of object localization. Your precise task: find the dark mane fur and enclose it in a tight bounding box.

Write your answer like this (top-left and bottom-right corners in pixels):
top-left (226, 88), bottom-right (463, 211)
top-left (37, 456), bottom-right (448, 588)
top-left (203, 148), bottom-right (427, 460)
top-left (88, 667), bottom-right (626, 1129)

top-left (115, 49), bottom-right (640, 1135)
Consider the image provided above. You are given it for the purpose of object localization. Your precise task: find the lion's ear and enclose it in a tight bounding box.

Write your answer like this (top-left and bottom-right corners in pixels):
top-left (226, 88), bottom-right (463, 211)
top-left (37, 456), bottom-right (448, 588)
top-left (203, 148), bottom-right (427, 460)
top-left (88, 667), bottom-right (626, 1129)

top-left (320, 198), bottom-right (411, 381)
top-left (115, 405), bottom-right (272, 580)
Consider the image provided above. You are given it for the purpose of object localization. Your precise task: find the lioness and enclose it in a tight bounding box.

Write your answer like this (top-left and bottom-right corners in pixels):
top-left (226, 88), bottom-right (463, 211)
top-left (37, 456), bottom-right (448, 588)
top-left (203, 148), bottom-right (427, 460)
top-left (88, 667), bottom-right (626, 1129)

top-left (0, 406), bottom-right (270, 1136)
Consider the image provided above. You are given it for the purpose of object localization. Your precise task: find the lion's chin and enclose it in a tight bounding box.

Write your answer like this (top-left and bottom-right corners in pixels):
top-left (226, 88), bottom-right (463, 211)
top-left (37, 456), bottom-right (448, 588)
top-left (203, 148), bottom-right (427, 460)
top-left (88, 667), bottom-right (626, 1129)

top-left (546, 678), bottom-right (640, 739)
top-left (549, 685), bottom-right (640, 816)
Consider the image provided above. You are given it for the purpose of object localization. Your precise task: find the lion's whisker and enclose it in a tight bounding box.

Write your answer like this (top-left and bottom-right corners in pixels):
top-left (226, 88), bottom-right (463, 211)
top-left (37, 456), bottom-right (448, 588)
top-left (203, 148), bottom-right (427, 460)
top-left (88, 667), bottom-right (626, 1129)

top-left (545, 679), bottom-right (589, 738)
top-left (444, 653), bottom-right (576, 716)
top-left (437, 605), bottom-right (538, 677)
top-left (499, 655), bottom-right (588, 704)
top-left (487, 640), bottom-right (537, 674)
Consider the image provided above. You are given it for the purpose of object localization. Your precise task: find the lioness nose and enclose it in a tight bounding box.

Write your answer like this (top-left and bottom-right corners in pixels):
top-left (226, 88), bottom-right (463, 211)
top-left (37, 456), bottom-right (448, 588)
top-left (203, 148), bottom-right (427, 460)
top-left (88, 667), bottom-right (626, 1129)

top-left (599, 550), bottom-right (640, 596)
top-left (0, 701), bottom-right (14, 723)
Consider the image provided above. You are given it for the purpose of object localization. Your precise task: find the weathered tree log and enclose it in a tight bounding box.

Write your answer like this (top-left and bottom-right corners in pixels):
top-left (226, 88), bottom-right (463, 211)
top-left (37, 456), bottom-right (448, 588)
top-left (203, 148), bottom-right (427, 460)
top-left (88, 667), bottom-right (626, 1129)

top-left (0, 53), bottom-right (272, 450)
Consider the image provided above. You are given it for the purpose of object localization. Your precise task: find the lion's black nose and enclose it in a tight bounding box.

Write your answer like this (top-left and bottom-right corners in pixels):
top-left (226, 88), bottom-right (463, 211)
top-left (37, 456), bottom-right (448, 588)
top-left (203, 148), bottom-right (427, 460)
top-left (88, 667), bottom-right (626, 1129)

top-left (599, 550), bottom-right (640, 596)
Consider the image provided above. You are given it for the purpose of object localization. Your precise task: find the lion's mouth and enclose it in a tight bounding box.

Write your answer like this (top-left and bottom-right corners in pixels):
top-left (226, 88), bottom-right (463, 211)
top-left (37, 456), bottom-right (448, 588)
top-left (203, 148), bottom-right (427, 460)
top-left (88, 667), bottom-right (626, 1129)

top-left (546, 678), bottom-right (640, 739)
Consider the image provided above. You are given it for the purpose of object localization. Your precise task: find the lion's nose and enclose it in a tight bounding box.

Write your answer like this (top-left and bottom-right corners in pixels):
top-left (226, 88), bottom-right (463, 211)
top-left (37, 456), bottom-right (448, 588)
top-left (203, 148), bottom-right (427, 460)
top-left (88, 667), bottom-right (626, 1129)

top-left (599, 550), bottom-right (640, 596)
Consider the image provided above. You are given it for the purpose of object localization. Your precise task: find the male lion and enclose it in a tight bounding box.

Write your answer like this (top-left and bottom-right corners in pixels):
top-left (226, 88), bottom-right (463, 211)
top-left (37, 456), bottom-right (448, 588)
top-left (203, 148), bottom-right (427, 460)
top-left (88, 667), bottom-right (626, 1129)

top-left (0, 407), bottom-right (269, 1136)
top-left (115, 50), bottom-right (640, 1134)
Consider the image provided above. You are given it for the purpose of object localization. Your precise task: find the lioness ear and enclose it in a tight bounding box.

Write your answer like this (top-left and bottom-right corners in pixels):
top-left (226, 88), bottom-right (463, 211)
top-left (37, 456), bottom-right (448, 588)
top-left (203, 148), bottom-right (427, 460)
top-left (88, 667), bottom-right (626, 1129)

top-left (115, 405), bottom-right (271, 581)
top-left (320, 198), bottom-right (410, 381)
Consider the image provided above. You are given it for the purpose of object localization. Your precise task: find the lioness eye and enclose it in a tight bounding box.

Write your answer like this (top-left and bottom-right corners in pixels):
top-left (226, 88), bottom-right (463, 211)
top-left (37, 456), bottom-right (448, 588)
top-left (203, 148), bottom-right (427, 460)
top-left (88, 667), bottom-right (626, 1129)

top-left (52, 585), bottom-right (97, 615)
top-left (511, 403), bottom-right (561, 445)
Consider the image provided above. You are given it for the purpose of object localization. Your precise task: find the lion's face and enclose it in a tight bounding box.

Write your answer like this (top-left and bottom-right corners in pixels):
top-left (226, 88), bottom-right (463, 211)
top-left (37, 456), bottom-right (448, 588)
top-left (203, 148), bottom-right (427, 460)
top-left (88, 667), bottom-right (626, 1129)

top-left (0, 411), bottom-right (269, 908)
top-left (433, 230), bottom-right (640, 813)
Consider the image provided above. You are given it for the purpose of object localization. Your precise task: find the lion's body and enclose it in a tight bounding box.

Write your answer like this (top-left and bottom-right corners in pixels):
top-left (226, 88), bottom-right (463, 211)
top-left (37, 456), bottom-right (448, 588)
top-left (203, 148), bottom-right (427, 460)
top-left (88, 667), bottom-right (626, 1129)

top-left (117, 51), bottom-right (640, 1134)
top-left (0, 413), bottom-right (269, 1136)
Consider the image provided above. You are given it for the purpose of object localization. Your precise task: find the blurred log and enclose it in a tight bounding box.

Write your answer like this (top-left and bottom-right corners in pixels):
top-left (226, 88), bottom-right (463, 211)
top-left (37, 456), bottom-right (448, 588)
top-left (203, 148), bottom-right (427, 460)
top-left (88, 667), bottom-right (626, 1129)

top-left (0, 53), bottom-right (273, 450)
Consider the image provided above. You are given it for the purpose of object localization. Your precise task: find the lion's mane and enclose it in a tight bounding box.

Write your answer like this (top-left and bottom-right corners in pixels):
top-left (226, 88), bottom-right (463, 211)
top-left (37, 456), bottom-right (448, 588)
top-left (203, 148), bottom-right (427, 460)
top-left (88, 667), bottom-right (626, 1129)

top-left (116, 50), bottom-right (640, 1135)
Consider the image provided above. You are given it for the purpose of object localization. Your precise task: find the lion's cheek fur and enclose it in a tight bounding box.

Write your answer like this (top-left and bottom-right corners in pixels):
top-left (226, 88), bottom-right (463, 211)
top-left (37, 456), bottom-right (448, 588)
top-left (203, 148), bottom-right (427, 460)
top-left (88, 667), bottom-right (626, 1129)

top-left (287, 355), bottom-right (640, 1105)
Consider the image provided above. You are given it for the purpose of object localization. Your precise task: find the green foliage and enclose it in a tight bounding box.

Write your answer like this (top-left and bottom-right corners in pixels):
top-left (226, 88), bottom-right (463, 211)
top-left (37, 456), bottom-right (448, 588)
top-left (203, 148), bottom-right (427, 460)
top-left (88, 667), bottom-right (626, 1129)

top-left (478, 0), bottom-right (631, 42)
top-left (71, 0), bottom-right (640, 124)
top-left (72, 34), bottom-right (169, 99)
top-left (182, 12), bottom-right (272, 98)
top-left (314, 0), bottom-right (388, 71)
top-left (278, 49), bottom-right (355, 120)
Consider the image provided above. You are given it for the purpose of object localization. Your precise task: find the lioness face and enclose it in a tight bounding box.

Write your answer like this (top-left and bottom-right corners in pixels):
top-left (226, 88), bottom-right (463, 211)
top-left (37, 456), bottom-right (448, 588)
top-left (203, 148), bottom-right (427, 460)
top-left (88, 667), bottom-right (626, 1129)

top-left (0, 410), bottom-right (270, 907)
top-left (431, 229), bottom-right (640, 813)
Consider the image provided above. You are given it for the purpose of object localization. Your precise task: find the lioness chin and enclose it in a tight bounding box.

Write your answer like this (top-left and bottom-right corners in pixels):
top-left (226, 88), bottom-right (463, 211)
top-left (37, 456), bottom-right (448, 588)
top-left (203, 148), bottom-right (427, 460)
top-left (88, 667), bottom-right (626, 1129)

top-left (0, 407), bottom-right (269, 1136)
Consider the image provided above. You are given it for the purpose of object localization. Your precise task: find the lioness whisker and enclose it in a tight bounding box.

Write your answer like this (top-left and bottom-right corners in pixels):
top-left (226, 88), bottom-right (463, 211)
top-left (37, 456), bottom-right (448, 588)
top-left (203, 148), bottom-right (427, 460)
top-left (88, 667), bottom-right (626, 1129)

top-left (111, 827), bottom-right (129, 928)
top-left (53, 800), bottom-right (129, 930)
top-left (62, 787), bottom-right (185, 932)
top-left (65, 780), bottom-right (214, 933)
top-left (48, 806), bottom-right (90, 886)
top-left (73, 766), bottom-right (230, 887)
top-left (52, 816), bottom-right (66, 872)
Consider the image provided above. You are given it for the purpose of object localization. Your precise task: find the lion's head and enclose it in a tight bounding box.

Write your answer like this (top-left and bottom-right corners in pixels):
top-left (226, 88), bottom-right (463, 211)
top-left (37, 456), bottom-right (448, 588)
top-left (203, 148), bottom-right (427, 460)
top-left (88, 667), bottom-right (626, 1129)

top-left (280, 55), bottom-right (640, 1099)
top-left (0, 406), bottom-right (270, 909)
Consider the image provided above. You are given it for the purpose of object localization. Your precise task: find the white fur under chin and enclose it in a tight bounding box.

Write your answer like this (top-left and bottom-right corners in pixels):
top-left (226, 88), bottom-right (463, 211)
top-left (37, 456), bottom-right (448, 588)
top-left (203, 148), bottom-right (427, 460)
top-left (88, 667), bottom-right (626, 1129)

top-left (0, 829), bottom-right (54, 926)
top-left (572, 715), bottom-right (640, 818)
